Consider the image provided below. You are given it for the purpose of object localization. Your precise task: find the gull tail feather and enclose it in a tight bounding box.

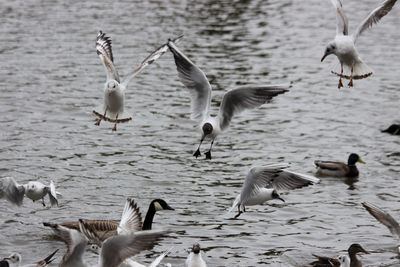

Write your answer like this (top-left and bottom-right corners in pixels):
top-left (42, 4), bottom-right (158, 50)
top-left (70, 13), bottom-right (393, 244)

top-left (332, 60), bottom-right (373, 80)
top-left (227, 194), bottom-right (241, 214)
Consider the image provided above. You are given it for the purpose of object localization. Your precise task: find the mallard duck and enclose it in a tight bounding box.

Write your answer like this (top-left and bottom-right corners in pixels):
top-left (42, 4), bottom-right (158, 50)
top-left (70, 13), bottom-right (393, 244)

top-left (314, 153), bottom-right (365, 178)
top-left (311, 243), bottom-right (369, 267)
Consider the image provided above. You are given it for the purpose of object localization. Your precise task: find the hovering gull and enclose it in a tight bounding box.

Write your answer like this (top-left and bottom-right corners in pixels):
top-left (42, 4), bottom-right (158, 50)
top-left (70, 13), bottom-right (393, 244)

top-left (93, 31), bottom-right (183, 131)
top-left (0, 177), bottom-right (58, 207)
top-left (185, 244), bottom-right (207, 267)
top-left (49, 199), bottom-right (174, 241)
top-left (0, 249), bottom-right (58, 267)
top-left (43, 220), bottom-right (167, 267)
top-left (311, 243), bottom-right (369, 267)
top-left (321, 0), bottom-right (398, 88)
top-left (362, 202), bottom-right (400, 252)
top-left (167, 41), bottom-right (289, 159)
top-left (229, 163), bottom-right (320, 218)
top-left (80, 219), bottom-right (171, 267)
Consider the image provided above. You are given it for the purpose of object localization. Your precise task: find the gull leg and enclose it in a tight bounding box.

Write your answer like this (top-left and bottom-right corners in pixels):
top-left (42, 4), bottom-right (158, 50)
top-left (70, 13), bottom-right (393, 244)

top-left (95, 108), bottom-right (107, 126)
top-left (234, 205), bottom-right (242, 219)
top-left (348, 66), bottom-right (354, 87)
top-left (41, 198), bottom-right (46, 207)
top-left (204, 139), bottom-right (214, 160)
top-left (193, 138), bottom-right (204, 158)
top-left (112, 113), bottom-right (118, 131)
top-left (338, 63), bottom-right (344, 89)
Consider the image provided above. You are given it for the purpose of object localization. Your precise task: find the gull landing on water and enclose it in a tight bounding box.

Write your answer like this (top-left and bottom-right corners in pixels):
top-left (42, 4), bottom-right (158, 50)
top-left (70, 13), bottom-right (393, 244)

top-left (322, 0), bottom-right (398, 88)
top-left (228, 163), bottom-right (320, 218)
top-left (167, 41), bottom-right (289, 160)
top-left (94, 31), bottom-right (183, 131)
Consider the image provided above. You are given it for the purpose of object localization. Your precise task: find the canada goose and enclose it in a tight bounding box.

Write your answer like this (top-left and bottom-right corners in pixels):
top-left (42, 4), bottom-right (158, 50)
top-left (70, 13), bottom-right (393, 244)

top-left (167, 41), bottom-right (289, 160)
top-left (51, 199), bottom-right (174, 241)
top-left (314, 153), bottom-right (365, 178)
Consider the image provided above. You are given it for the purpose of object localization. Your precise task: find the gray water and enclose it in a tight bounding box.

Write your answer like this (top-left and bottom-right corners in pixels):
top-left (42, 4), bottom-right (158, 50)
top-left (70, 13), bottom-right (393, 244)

top-left (0, 0), bottom-right (399, 266)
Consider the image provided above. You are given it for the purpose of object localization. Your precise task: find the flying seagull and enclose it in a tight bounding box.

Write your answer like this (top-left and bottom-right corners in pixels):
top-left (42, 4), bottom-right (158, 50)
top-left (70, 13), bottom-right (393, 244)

top-left (321, 0), bottom-right (398, 88)
top-left (167, 41), bottom-right (289, 159)
top-left (94, 31), bottom-right (183, 131)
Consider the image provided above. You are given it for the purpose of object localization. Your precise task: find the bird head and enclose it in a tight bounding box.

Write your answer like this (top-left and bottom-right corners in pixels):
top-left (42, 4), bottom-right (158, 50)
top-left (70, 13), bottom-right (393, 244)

top-left (202, 123), bottom-right (213, 136)
top-left (3, 253), bottom-right (21, 264)
top-left (192, 243), bottom-right (201, 254)
top-left (348, 243), bottom-right (369, 255)
top-left (321, 41), bottom-right (337, 62)
top-left (348, 153), bottom-right (365, 165)
top-left (151, 199), bottom-right (174, 211)
top-left (272, 190), bottom-right (285, 202)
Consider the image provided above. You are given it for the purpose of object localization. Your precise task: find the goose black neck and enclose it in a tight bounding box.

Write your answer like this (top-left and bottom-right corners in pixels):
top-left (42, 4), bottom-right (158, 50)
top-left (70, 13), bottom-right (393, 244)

top-left (142, 202), bottom-right (156, 230)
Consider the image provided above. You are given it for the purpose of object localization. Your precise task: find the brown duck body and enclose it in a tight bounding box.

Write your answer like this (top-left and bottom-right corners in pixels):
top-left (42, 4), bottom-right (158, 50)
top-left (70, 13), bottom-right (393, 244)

top-left (310, 243), bottom-right (367, 267)
top-left (314, 160), bottom-right (359, 178)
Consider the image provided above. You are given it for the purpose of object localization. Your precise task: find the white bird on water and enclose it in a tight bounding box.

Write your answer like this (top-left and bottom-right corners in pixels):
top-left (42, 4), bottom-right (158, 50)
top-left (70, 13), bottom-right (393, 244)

top-left (93, 31), bottom-right (183, 131)
top-left (185, 244), bottom-right (206, 267)
top-left (229, 163), bottom-right (320, 218)
top-left (0, 249), bottom-right (58, 267)
top-left (321, 0), bottom-right (398, 88)
top-left (43, 220), bottom-right (167, 267)
top-left (0, 177), bottom-right (58, 207)
top-left (167, 40), bottom-right (289, 160)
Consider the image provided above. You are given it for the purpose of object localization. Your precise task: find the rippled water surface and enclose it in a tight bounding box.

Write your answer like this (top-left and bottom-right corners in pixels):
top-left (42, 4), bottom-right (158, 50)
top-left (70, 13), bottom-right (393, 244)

top-left (0, 0), bottom-right (399, 266)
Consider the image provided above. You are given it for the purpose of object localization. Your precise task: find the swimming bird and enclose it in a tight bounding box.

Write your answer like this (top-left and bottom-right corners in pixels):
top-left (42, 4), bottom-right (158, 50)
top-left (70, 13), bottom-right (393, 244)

top-left (228, 163), bottom-right (320, 218)
top-left (314, 153), bottom-right (365, 178)
top-left (382, 124), bottom-right (400, 135)
top-left (311, 243), bottom-right (369, 267)
top-left (47, 199), bottom-right (174, 241)
top-left (94, 32), bottom-right (183, 131)
top-left (0, 249), bottom-right (58, 267)
top-left (321, 0), bottom-right (398, 88)
top-left (185, 243), bottom-right (206, 267)
top-left (362, 202), bottom-right (400, 252)
top-left (167, 41), bottom-right (289, 160)
top-left (43, 220), bottom-right (166, 267)
top-left (0, 177), bottom-right (58, 207)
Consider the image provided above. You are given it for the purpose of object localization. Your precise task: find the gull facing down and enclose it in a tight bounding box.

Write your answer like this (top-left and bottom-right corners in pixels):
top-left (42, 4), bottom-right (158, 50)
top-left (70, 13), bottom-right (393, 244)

top-left (167, 41), bottom-right (289, 160)
top-left (0, 177), bottom-right (58, 207)
top-left (93, 31), bottom-right (183, 131)
top-left (229, 163), bottom-right (320, 218)
top-left (321, 0), bottom-right (398, 88)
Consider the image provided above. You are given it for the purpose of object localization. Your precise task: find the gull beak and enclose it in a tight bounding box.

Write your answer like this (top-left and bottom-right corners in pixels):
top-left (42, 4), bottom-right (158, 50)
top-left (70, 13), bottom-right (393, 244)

top-left (278, 197), bottom-right (285, 203)
top-left (358, 158), bottom-right (366, 164)
top-left (321, 53), bottom-right (328, 62)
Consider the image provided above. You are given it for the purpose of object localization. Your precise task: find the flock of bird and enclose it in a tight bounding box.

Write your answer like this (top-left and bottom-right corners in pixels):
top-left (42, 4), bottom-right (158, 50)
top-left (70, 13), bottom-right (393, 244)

top-left (0, 0), bottom-right (399, 266)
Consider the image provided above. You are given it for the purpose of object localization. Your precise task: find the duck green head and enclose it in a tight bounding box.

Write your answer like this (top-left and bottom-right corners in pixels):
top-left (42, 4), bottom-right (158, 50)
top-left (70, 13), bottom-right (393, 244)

top-left (348, 153), bottom-right (365, 165)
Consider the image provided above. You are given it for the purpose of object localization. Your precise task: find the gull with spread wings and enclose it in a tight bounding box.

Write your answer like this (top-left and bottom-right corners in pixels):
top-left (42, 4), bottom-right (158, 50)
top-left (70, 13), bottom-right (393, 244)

top-left (228, 163), bottom-right (320, 218)
top-left (321, 0), bottom-right (398, 88)
top-left (94, 31), bottom-right (183, 131)
top-left (167, 41), bottom-right (289, 159)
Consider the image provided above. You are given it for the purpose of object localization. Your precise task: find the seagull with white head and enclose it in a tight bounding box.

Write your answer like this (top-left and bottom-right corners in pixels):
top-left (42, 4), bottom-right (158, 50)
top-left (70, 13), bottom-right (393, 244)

top-left (167, 41), bottom-right (289, 159)
top-left (321, 0), bottom-right (398, 88)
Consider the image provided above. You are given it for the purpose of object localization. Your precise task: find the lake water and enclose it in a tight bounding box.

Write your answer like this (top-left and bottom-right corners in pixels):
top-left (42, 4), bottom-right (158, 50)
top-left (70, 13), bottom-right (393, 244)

top-left (0, 0), bottom-right (399, 266)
